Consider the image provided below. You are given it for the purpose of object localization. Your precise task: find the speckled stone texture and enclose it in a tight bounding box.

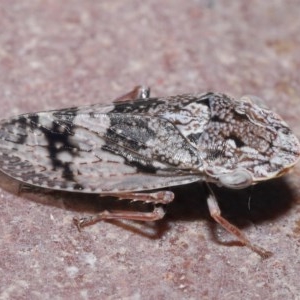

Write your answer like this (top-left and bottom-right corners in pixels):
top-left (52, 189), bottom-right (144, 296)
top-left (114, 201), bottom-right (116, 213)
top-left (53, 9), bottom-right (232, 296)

top-left (0, 1), bottom-right (300, 299)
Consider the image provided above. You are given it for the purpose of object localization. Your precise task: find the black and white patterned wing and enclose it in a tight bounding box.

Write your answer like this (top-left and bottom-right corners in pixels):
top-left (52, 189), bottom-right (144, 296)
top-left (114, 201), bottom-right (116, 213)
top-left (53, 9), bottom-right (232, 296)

top-left (0, 98), bottom-right (206, 193)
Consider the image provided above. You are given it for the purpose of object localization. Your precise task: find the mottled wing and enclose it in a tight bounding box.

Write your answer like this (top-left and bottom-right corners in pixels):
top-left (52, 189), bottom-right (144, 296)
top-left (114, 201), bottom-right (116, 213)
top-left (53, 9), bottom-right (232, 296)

top-left (0, 98), bottom-right (206, 193)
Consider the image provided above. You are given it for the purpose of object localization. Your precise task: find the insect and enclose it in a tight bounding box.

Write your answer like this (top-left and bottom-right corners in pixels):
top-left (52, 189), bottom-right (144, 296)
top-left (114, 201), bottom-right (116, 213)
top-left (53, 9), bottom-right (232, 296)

top-left (0, 86), bottom-right (299, 257)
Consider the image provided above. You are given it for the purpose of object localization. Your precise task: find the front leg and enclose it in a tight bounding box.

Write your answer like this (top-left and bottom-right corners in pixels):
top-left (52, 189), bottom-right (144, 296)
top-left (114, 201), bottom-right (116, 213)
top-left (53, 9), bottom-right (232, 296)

top-left (73, 190), bottom-right (173, 230)
top-left (206, 185), bottom-right (272, 258)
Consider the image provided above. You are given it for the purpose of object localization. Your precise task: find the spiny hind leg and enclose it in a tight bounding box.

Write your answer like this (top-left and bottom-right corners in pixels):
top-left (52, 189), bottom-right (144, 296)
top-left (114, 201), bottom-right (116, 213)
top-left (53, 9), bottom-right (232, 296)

top-left (73, 190), bottom-right (173, 230)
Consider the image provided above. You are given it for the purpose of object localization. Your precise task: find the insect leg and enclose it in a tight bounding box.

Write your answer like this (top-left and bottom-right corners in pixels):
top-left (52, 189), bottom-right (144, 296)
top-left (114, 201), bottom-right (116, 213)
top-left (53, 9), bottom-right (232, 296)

top-left (206, 185), bottom-right (272, 258)
top-left (114, 85), bottom-right (150, 102)
top-left (102, 190), bottom-right (174, 204)
top-left (18, 183), bottom-right (38, 194)
top-left (73, 190), bottom-right (174, 230)
top-left (74, 206), bottom-right (165, 230)
top-left (18, 183), bottom-right (50, 195)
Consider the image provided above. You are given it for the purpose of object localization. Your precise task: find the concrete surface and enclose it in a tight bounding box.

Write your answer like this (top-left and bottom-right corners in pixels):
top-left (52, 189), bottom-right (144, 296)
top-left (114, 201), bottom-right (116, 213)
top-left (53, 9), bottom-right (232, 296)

top-left (0, 1), bottom-right (300, 299)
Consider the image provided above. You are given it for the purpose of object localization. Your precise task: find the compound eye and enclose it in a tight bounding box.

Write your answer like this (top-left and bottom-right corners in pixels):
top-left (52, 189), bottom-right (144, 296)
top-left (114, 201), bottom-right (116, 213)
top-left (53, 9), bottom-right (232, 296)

top-left (218, 169), bottom-right (253, 189)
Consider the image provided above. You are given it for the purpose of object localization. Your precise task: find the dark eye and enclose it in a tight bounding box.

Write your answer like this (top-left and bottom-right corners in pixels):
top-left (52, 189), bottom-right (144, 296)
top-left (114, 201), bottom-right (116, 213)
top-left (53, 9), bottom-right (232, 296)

top-left (280, 127), bottom-right (290, 135)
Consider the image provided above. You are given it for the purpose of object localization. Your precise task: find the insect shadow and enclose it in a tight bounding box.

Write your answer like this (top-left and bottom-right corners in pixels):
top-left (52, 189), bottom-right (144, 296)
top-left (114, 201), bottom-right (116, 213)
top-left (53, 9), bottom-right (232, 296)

top-left (170, 178), bottom-right (296, 223)
top-left (167, 178), bottom-right (296, 247)
top-left (0, 171), bottom-right (296, 240)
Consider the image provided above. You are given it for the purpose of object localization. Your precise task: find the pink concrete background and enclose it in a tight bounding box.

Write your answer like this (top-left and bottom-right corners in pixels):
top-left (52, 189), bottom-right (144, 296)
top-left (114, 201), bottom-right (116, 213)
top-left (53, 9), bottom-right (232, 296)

top-left (0, 1), bottom-right (300, 299)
